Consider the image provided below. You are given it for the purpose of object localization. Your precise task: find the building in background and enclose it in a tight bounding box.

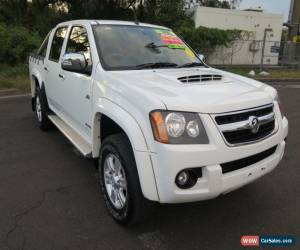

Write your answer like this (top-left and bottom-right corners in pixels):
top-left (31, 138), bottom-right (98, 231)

top-left (288, 0), bottom-right (300, 41)
top-left (284, 0), bottom-right (300, 67)
top-left (194, 6), bottom-right (284, 66)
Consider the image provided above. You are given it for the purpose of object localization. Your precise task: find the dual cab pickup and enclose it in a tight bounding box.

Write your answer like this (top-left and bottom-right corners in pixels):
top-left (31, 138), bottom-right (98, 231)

top-left (29, 20), bottom-right (288, 225)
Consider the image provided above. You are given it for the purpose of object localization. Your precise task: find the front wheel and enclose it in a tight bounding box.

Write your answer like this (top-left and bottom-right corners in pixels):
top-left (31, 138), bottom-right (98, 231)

top-left (98, 134), bottom-right (154, 226)
top-left (35, 86), bottom-right (52, 130)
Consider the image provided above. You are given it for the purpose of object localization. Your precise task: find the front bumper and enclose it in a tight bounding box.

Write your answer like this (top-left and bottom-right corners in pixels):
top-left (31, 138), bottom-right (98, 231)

top-left (148, 109), bottom-right (288, 203)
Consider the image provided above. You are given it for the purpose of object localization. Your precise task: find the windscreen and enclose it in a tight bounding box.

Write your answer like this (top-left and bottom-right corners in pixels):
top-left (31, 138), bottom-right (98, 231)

top-left (92, 24), bottom-right (203, 70)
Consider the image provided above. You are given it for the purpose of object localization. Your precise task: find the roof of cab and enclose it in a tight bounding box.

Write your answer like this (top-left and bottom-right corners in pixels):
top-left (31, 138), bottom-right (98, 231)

top-left (56, 19), bottom-right (169, 30)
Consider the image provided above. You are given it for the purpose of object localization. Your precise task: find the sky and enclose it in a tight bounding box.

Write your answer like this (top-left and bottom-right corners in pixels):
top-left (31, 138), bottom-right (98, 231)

top-left (238, 0), bottom-right (292, 21)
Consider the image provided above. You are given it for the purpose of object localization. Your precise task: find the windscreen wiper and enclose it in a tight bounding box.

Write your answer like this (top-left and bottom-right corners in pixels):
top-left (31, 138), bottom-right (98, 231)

top-left (145, 42), bottom-right (169, 49)
top-left (145, 42), bottom-right (185, 50)
top-left (177, 62), bottom-right (204, 68)
top-left (135, 62), bottom-right (178, 69)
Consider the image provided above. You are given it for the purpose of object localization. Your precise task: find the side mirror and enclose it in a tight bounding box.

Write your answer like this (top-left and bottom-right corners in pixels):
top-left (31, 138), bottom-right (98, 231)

top-left (198, 54), bottom-right (205, 62)
top-left (61, 53), bottom-right (87, 73)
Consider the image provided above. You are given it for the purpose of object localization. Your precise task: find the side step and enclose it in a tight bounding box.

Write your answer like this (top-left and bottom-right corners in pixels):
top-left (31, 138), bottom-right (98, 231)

top-left (48, 115), bottom-right (92, 157)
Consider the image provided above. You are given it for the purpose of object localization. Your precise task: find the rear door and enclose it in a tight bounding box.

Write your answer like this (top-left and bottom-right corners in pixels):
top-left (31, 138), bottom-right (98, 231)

top-left (59, 25), bottom-right (93, 141)
top-left (44, 26), bottom-right (68, 115)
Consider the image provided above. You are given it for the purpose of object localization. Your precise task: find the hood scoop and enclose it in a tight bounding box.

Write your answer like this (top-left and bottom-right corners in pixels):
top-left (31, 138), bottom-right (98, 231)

top-left (178, 74), bottom-right (223, 84)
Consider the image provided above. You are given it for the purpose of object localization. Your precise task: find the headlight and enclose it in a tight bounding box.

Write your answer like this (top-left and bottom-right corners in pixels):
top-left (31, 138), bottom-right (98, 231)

top-left (150, 111), bottom-right (209, 144)
top-left (165, 113), bottom-right (186, 138)
top-left (186, 120), bottom-right (200, 138)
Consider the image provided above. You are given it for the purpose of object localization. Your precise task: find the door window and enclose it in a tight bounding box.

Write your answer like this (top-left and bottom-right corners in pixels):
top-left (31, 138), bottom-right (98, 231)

top-left (65, 26), bottom-right (92, 68)
top-left (49, 26), bottom-right (68, 62)
top-left (37, 33), bottom-right (50, 58)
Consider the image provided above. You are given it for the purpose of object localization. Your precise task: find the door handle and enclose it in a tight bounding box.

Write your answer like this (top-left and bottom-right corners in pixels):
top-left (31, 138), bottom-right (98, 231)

top-left (58, 74), bottom-right (65, 80)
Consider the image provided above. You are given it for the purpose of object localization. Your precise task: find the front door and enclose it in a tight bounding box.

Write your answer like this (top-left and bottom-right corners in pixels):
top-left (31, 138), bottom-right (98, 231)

top-left (59, 25), bottom-right (93, 142)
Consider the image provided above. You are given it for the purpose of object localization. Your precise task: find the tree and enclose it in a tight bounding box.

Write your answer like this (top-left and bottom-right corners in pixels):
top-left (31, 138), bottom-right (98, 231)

top-left (20, 0), bottom-right (28, 16)
top-left (185, 0), bottom-right (242, 9)
top-left (0, 0), bottom-right (243, 64)
top-left (61, 0), bottom-right (138, 20)
top-left (138, 0), bottom-right (192, 29)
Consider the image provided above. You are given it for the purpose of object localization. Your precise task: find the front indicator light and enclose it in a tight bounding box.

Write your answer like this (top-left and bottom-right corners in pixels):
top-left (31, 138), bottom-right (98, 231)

top-left (150, 111), bottom-right (169, 143)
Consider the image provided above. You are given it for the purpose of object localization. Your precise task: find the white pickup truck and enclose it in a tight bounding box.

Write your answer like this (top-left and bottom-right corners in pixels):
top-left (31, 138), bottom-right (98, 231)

top-left (29, 20), bottom-right (288, 225)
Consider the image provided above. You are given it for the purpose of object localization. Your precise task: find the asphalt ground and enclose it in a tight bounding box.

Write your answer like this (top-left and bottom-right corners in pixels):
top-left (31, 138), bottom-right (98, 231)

top-left (0, 83), bottom-right (299, 250)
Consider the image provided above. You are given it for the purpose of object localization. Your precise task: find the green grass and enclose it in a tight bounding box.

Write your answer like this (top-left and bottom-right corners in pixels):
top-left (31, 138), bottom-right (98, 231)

top-left (227, 68), bottom-right (300, 79)
top-left (1, 64), bottom-right (300, 94)
top-left (0, 64), bottom-right (30, 93)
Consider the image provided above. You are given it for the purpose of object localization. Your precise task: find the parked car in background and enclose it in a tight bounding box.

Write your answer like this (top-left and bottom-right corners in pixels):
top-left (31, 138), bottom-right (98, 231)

top-left (29, 20), bottom-right (288, 225)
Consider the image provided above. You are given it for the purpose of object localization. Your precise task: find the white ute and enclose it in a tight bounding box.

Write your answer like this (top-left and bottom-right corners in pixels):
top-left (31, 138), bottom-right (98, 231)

top-left (29, 20), bottom-right (288, 225)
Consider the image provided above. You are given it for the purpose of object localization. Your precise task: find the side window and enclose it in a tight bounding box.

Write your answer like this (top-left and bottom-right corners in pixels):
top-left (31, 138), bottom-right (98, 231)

top-left (65, 26), bottom-right (92, 67)
top-left (49, 26), bottom-right (68, 62)
top-left (37, 33), bottom-right (50, 58)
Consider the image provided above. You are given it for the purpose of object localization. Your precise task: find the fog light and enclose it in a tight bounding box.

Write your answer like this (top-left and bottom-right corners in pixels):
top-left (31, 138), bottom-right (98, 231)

top-left (176, 171), bottom-right (189, 186)
top-left (175, 169), bottom-right (200, 189)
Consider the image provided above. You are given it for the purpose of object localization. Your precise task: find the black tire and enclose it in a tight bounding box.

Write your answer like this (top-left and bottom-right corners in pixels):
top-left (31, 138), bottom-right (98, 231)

top-left (35, 85), bottom-right (52, 131)
top-left (98, 133), bottom-right (155, 226)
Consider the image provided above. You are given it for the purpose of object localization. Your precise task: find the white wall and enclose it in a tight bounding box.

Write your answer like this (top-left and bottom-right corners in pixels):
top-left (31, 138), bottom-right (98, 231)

top-left (194, 7), bottom-right (284, 65)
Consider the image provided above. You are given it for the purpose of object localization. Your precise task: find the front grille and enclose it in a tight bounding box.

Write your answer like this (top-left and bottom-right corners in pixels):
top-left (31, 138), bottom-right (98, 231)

top-left (214, 104), bottom-right (276, 145)
top-left (215, 105), bottom-right (273, 125)
top-left (223, 121), bottom-right (275, 144)
top-left (221, 145), bottom-right (277, 174)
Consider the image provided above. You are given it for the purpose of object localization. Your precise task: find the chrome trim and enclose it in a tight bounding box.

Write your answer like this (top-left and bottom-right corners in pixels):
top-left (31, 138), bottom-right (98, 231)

top-left (211, 104), bottom-right (278, 147)
top-left (212, 103), bottom-right (274, 116)
top-left (219, 112), bottom-right (275, 132)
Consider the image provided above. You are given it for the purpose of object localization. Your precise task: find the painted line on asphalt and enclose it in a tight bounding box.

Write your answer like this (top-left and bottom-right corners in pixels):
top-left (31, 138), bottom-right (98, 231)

top-left (0, 94), bottom-right (31, 100)
top-left (273, 85), bottom-right (300, 89)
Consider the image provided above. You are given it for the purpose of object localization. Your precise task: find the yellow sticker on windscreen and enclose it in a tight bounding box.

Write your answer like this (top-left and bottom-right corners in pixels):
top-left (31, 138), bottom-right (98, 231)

top-left (185, 47), bottom-right (196, 58)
